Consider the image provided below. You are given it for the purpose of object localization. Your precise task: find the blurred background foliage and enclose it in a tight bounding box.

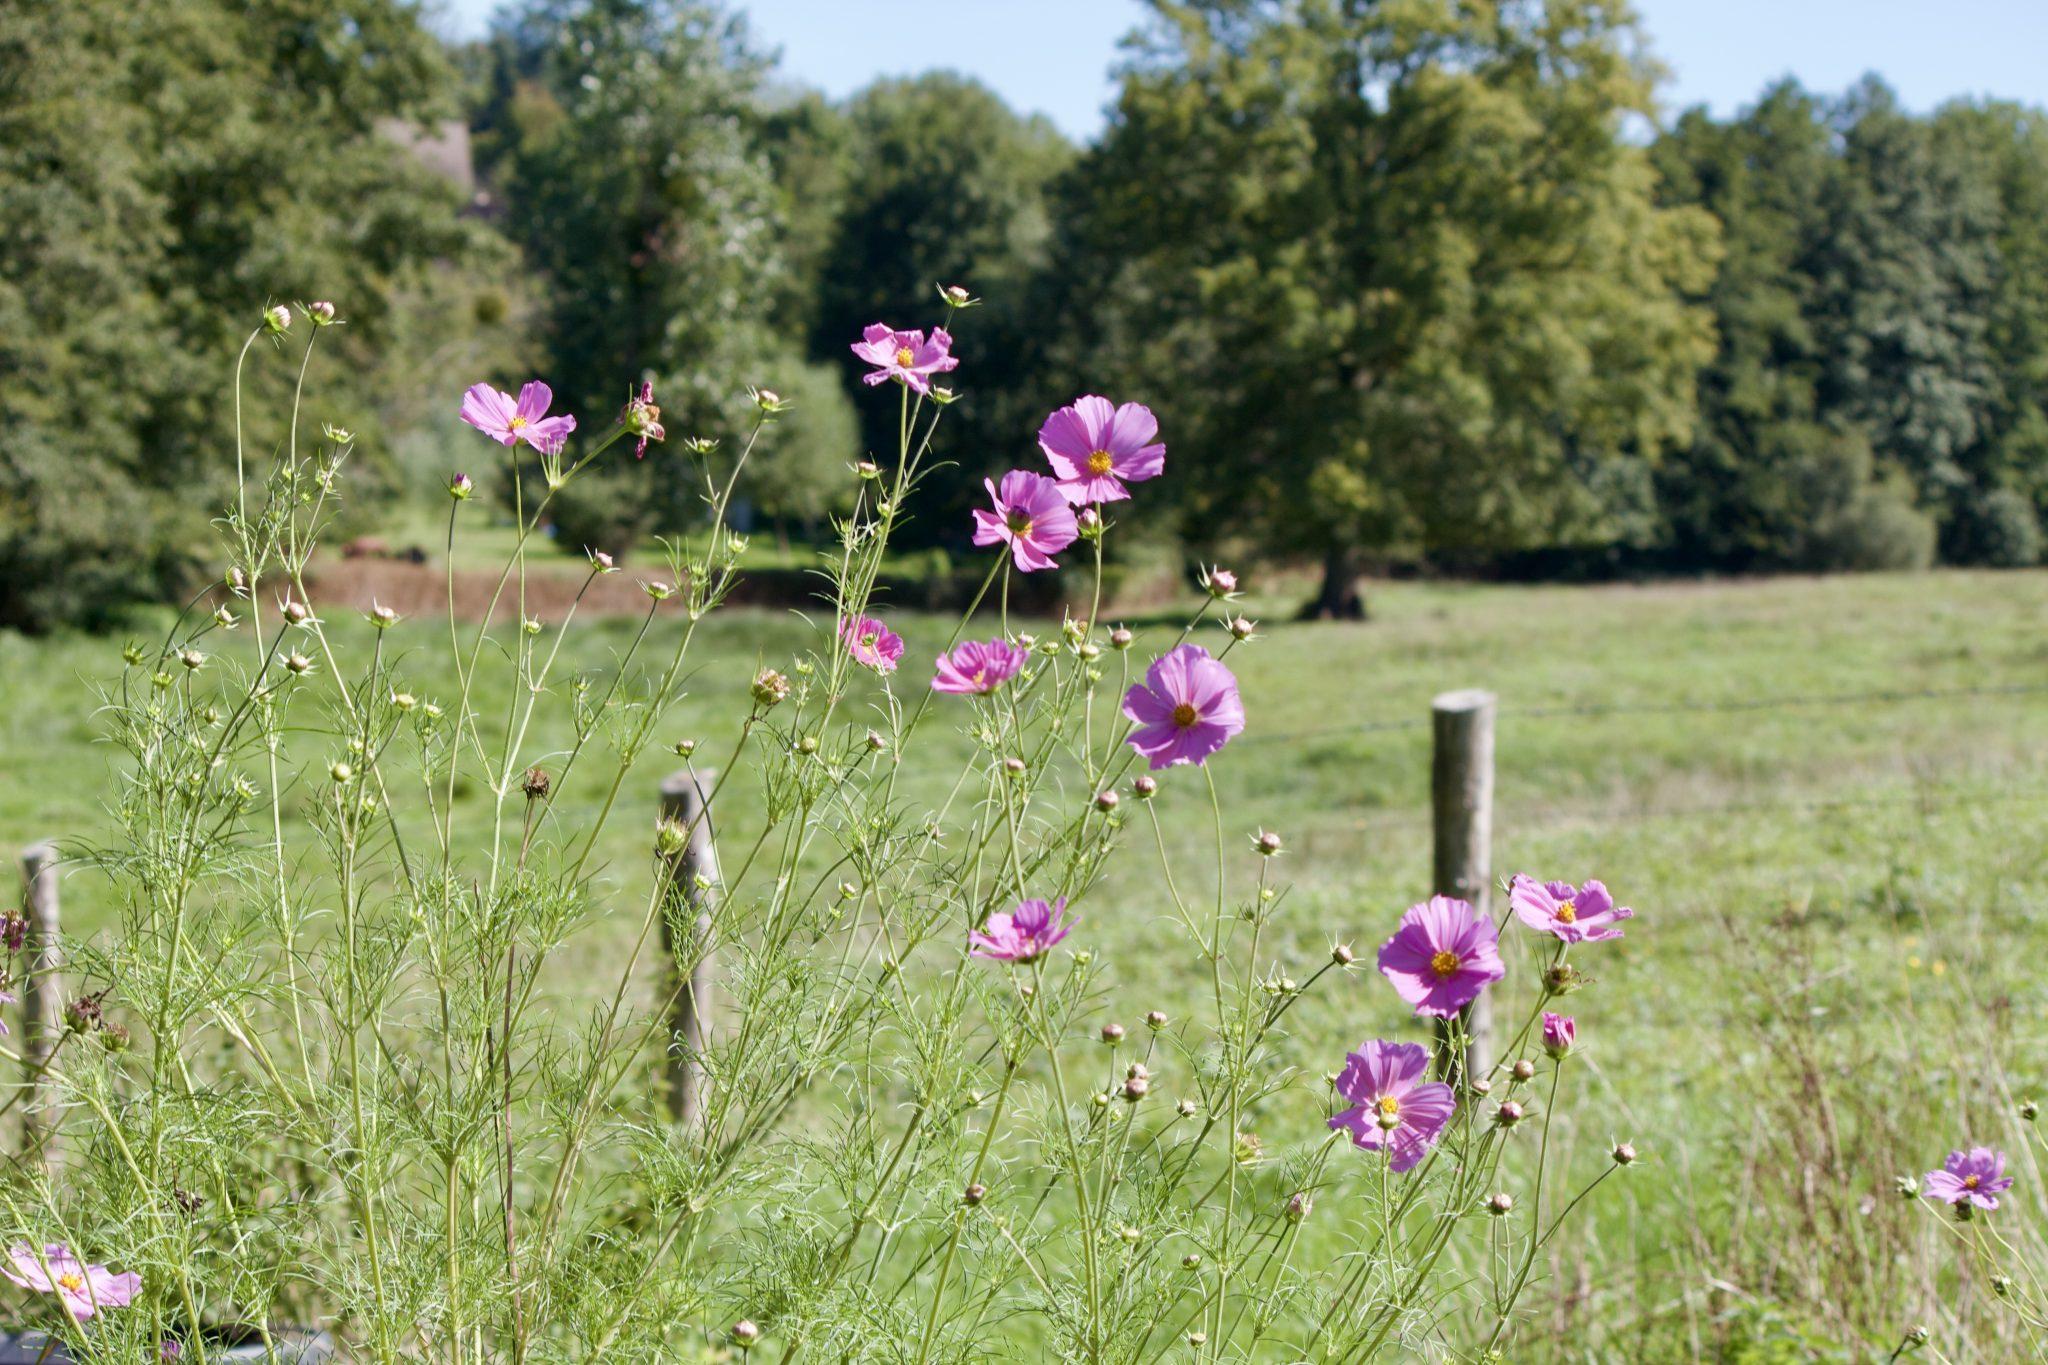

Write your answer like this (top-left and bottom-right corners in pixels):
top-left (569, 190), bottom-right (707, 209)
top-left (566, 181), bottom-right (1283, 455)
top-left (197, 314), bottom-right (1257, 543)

top-left (5, 0), bottom-right (2048, 629)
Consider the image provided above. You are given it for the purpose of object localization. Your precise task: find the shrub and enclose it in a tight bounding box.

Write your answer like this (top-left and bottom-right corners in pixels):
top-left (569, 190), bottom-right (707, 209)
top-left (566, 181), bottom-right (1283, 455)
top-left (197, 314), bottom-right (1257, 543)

top-left (0, 299), bottom-right (1633, 1361)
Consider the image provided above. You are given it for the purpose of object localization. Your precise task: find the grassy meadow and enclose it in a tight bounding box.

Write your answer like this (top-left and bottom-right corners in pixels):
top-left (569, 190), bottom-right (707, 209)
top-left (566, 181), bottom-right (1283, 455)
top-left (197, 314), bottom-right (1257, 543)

top-left (1, 565), bottom-right (2044, 1360)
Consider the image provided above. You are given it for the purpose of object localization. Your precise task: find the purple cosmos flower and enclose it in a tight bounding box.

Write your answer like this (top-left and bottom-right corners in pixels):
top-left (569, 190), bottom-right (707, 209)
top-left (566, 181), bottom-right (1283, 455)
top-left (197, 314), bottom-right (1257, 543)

top-left (1377, 896), bottom-right (1506, 1018)
top-left (1923, 1148), bottom-right (2014, 1211)
top-left (1036, 396), bottom-right (1166, 505)
top-left (460, 381), bottom-right (578, 456)
top-left (969, 898), bottom-right (1073, 963)
top-left (972, 471), bottom-right (1078, 573)
top-left (4, 1244), bottom-right (140, 1321)
top-left (1121, 644), bottom-right (1245, 770)
top-left (839, 615), bottom-right (904, 674)
top-left (932, 639), bottom-right (1029, 695)
top-left (1509, 876), bottom-right (1634, 943)
top-left (1541, 1012), bottom-right (1576, 1058)
top-left (1328, 1040), bottom-right (1457, 1173)
top-left (850, 324), bottom-right (959, 395)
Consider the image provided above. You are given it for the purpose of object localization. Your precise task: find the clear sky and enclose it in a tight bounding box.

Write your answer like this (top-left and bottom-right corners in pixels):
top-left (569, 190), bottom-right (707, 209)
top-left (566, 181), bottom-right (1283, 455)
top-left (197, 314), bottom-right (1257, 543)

top-left (430, 0), bottom-right (2048, 143)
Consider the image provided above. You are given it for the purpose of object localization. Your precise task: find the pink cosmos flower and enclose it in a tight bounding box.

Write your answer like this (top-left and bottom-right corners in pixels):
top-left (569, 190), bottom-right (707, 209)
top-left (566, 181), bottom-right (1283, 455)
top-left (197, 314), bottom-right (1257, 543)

top-left (1923, 1148), bottom-right (2013, 1211)
top-left (1377, 896), bottom-right (1506, 1018)
top-left (1036, 396), bottom-right (1166, 505)
top-left (850, 324), bottom-right (959, 395)
top-left (1328, 1040), bottom-right (1456, 1173)
top-left (1541, 1012), bottom-right (1576, 1058)
top-left (1509, 876), bottom-right (1634, 943)
top-left (1121, 644), bottom-right (1245, 770)
top-left (969, 898), bottom-right (1073, 963)
top-left (972, 471), bottom-right (1078, 573)
top-left (4, 1244), bottom-right (140, 1321)
top-left (460, 381), bottom-right (578, 456)
top-left (932, 639), bottom-right (1029, 695)
top-left (839, 615), bottom-right (904, 674)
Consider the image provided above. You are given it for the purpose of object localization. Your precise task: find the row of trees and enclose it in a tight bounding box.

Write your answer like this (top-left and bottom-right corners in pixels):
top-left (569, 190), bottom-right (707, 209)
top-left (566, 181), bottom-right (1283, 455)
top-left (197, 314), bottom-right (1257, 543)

top-left (4, 0), bottom-right (2045, 628)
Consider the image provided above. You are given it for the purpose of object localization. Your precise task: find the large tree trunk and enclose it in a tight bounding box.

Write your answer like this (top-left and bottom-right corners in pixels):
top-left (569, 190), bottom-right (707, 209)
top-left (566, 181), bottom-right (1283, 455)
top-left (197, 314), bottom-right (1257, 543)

top-left (1299, 545), bottom-right (1368, 621)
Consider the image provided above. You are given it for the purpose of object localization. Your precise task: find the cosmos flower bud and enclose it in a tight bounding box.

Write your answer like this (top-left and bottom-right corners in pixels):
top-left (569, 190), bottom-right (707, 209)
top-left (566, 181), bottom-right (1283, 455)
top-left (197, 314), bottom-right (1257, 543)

top-left (330, 761), bottom-right (353, 784)
top-left (178, 648), bottom-right (205, 671)
top-left (100, 1021), bottom-right (132, 1053)
top-left (672, 739), bottom-right (697, 758)
top-left (122, 643), bottom-right (145, 666)
top-left (940, 283), bottom-right (975, 307)
top-left (655, 821), bottom-right (689, 858)
top-left (1094, 790), bottom-right (1119, 813)
top-left (391, 692), bottom-right (417, 711)
top-left (1177, 1098), bottom-right (1198, 1118)
top-left (368, 602), bottom-right (398, 629)
top-left (1541, 1012), bottom-right (1577, 1059)
top-left (1076, 506), bottom-right (1103, 537)
top-left (1331, 943), bottom-right (1355, 966)
top-left (1145, 1010), bottom-right (1167, 1029)
top-left (1117, 1225), bottom-right (1142, 1246)
top-left (214, 606), bottom-right (238, 629)
top-left (1494, 1102), bottom-right (1525, 1129)
top-left (1285, 1191), bottom-right (1313, 1224)
top-left (1226, 616), bottom-right (1258, 641)
top-left (1133, 775), bottom-right (1158, 800)
top-left (750, 387), bottom-right (787, 413)
top-left (1487, 1192), bottom-right (1514, 1217)
top-left (1543, 962), bottom-right (1587, 996)
top-left (865, 729), bottom-right (888, 753)
top-left (449, 472), bottom-right (474, 500)
top-left (643, 580), bottom-right (674, 601)
top-left (1992, 1274), bottom-right (2014, 1297)
top-left (282, 598), bottom-right (311, 625)
top-left (1100, 1023), bottom-right (1125, 1044)
top-left (1468, 1077), bottom-right (1492, 1097)
top-left (962, 1182), bottom-right (987, 1206)
top-left (1254, 829), bottom-right (1282, 856)
top-left (855, 460), bottom-right (880, 481)
top-left (1511, 1059), bottom-right (1535, 1083)
top-left (588, 548), bottom-right (617, 573)
top-left (797, 735), bottom-right (819, 756)
top-left (284, 653), bottom-right (315, 676)
top-left (521, 767), bottom-right (550, 800)
top-left (751, 669), bottom-right (790, 708)
top-left (306, 300), bottom-right (337, 325)
top-left (1109, 626), bottom-right (1134, 651)
top-left (1181, 1253), bottom-right (1201, 1269)
top-left (65, 995), bottom-right (102, 1032)
top-left (1122, 1075), bottom-right (1148, 1100)
top-left (1894, 1174), bottom-right (1919, 1199)
top-left (731, 1320), bottom-right (760, 1347)
top-left (1611, 1141), bottom-right (1637, 1166)
top-left (1233, 1131), bottom-right (1263, 1165)
top-left (2022, 1099), bottom-right (2039, 1122)
top-left (263, 304), bottom-right (292, 334)
top-left (1903, 1327), bottom-right (1929, 1346)
top-left (1202, 565), bottom-right (1239, 598)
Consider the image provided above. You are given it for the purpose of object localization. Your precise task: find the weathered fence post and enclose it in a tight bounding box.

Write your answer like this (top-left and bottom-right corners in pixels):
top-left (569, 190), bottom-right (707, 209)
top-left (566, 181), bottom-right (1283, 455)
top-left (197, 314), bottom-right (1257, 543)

top-left (1431, 690), bottom-right (1495, 1085)
top-left (657, 770), bottom-right (718, 1128)
top-left (20, 843), bottom-right (62, 1165)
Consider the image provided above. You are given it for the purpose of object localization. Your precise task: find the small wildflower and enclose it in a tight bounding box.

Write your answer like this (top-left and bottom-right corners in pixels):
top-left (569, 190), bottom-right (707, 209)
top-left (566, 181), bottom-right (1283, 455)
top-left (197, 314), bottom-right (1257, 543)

top-left (851, 324), bottom-right (960, 394)
top-left (460, 381), bottom-right (577, 456)
top-left (1510, 875), bottom-right (1634, 942)
top-left (1037, 396), bottom-right (1166, 505)
top-left (3, 1245), bottom-right (140, 1320)
top-left (973, 470), bottom-right (1078, 573)
top-left (840, 615), bottom-right (905, 674)
top-left (1329, 1040), bottom-right (1456, 1172)
top-left (1377, 896), bottom-right (1506, 1018)
top-left (969, 898), bottom-right (1073, 963)
top-left (1922, 1148), bottom-right (2012, 1211)
top-left (1122, 644), bottom-right (1245, 770)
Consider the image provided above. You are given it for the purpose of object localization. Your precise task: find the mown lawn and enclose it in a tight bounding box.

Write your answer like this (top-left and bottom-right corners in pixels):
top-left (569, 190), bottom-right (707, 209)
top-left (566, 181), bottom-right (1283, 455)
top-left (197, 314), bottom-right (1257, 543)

top-left (1, 566), bottom-right (2043, 1360)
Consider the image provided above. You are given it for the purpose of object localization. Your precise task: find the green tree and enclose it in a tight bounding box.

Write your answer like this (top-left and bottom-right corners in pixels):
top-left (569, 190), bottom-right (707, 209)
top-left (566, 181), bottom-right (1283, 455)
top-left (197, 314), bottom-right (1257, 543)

top-left (0, 0), bottom-right (510, 628)
top-left (1050, 0), bottom-right (1718, 615)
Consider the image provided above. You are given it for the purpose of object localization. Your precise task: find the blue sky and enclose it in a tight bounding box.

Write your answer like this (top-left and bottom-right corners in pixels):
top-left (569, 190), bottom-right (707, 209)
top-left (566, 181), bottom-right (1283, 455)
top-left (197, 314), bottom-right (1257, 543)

top-left (432, 0), bottom-right (2048, 143)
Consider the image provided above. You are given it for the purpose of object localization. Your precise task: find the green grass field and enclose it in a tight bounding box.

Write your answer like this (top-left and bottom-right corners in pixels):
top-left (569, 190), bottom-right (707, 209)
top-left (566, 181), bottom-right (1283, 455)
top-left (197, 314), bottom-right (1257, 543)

top-left (2, 567), bottom-right (2044, 1360)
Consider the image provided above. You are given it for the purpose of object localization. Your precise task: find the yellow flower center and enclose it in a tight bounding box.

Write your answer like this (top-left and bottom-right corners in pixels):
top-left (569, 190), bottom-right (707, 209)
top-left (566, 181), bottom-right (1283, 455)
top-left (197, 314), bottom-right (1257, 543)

top-left (894, 346), bottom-right (916, 368)
top-left (1964, 1174), bottom-right (1981, 1189)
top-left (1171, 701), bottom-right (1199, 728)
top-left (507, 415), bottom-right (527, 430)
top-left (1086, 449), bottom-right (1114, 476)
top-left (57, 1273), bottom-right (83, 1293)
top-left (1554, 900), bottom-right (1577, 924)
top-left (1429, 949), bottom-right (1462, 978)
top-left (861, 632), bottom-right (878, 649)
top-left (1375, 1095), bottom-right (1400, 1117)
top-left (1005, 512), bottom-right (1034, 536)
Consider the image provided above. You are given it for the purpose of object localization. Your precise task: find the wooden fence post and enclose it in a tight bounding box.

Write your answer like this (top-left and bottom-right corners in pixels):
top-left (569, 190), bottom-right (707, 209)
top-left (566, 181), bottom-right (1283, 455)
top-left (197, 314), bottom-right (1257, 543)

top-left (1431, 690), bottom-right (1495, 1085)
top-left (657, 770), bottom-right (718, 1128)
top-left (20, 843), bottom-right (61, 1164)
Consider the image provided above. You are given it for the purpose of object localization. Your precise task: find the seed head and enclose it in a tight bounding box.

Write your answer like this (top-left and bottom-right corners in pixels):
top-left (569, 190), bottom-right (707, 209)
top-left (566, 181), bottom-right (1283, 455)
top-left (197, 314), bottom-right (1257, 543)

top-left (751, 669), bottom-right (790, 708)
top-left (521, 767), bottom-right (551, 800)
top-left (64, 995), bottom-right (102, 1033)
top-left (865, 729), bottom-right (888, 753)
